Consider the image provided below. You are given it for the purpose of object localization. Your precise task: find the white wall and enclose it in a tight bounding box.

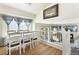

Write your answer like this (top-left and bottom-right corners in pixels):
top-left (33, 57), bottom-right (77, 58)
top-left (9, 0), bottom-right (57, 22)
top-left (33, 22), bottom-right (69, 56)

top-left (34, 3), bottom-right (79, 24)
top-left (0, 4), bottom-right (35, 19)
top-left (0, 16), bottom-right (7, 37)
top-left (0, 17), bottom-right (2, 36)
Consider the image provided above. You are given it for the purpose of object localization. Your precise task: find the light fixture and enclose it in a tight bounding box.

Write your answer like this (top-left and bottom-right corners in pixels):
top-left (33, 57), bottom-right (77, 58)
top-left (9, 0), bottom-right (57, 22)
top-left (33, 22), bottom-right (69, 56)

top-left (28, 3), bottom-right (32, 6)
top-left (24, 3), bottom-right (32, 6)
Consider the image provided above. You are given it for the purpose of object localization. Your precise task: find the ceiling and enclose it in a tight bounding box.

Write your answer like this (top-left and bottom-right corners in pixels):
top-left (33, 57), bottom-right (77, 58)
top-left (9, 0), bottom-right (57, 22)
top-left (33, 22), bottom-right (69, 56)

top-left (2, 3), bottom-right (50, 15)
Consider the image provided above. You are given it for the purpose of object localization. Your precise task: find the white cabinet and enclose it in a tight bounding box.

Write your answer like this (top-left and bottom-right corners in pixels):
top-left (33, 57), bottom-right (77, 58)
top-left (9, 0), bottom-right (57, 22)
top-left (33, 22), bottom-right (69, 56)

top-left (40, 26), bottom-right (63, 50)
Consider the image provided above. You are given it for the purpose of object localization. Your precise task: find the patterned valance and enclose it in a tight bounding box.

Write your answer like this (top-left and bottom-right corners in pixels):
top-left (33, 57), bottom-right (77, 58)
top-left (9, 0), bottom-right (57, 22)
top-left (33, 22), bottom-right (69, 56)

top-left (2, 15), bottom-right (32, 30)
top-left (2, 15), bottom-right (32, 25)
top-left (15, 17), bottom-right (23, 25)
top-left (25, 19), bottom-right (32, 26)
top-left (2, 15), bottom-right (13, 25)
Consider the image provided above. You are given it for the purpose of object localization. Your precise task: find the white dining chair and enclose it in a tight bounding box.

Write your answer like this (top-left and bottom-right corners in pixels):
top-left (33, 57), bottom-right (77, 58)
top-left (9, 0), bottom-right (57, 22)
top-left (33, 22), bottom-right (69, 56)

top-left (22, 32), bottom-right (32, 53)
top-left (6, 33), bottom-right (22, 55)
top-left (32, 31), bottom-right (40, 48)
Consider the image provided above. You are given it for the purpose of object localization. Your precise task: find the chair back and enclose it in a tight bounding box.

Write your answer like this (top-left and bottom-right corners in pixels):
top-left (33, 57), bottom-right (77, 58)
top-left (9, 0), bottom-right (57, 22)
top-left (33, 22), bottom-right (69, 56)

top-left (32, 31), bottom-right (39, 39)
top-left (7, 33), bottom-right (22, 45)
top-left (23, 32), bottom-right (32, 42)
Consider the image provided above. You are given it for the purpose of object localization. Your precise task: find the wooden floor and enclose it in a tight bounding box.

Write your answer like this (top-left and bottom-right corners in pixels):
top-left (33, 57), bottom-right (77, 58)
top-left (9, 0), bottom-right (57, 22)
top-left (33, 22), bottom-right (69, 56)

top-left (10, 43), bottom-right (62, 55)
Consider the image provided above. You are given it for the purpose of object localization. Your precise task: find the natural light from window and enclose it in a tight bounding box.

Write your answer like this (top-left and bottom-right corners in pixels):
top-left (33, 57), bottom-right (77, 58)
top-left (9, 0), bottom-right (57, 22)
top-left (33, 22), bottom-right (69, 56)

top-left (9, 18), bottom-right (18, 30)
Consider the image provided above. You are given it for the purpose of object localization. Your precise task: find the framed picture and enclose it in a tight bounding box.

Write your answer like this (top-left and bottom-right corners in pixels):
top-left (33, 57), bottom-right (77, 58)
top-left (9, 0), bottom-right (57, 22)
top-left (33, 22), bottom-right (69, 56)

top-left (43, 4), bottom-right (58, 19)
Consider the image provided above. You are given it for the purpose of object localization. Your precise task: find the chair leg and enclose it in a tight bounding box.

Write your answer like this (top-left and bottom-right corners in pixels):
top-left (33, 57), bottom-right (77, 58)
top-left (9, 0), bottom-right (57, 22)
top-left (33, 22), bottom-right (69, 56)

top-left (6, 47), bottom-right (8, 55)
top-left (34, 41), bottom-right (37, 48)
top-left (9, 49), bottom-right (11, 55)
top-left (23, 45), bottom-right (25, 54)
top-left (33, 41), bottom-right (35, 48)
top-left (35, 40), bottom-right (39, 48)
top-left (35, 41), bottom-right (37, 47)
top-left (30, 42), bottom-right (32, 49)
top-left (31, 41), bottom-right (33, 48)
top-left (19, 46), bottom-right (21, 55)
top-left (30, 40), bottom-right (32, 49)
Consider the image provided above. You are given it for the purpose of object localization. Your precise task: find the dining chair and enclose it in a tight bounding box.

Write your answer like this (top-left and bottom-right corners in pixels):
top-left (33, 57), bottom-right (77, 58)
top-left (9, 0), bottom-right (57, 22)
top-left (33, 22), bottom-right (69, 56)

top-left (22, 32), bottom-right (32, 53)
top-left (6, 33), bottom-right (22, 55)
top-left (32, 31), bottom-right (40, 48)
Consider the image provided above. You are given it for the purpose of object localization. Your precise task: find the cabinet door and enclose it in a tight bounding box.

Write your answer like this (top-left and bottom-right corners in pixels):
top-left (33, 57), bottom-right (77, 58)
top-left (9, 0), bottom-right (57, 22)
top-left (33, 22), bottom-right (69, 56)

top-left (44, 27), bottom-right (49, 41)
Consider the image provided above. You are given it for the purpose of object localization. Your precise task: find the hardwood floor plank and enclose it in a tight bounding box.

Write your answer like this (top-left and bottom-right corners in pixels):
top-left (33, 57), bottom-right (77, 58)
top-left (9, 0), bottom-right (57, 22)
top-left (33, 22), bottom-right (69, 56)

top-left (11, 42), bottom-right (62, 55)
top-left (0, 42), bottom-right (62, 55)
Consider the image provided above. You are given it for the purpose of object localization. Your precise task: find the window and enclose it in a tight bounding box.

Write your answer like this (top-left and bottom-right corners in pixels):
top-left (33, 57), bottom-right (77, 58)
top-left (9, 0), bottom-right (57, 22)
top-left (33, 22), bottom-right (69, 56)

top-left (19, 20), bottom-right (28, 30)
top-left (9, 19), bottom-right (18, 30)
